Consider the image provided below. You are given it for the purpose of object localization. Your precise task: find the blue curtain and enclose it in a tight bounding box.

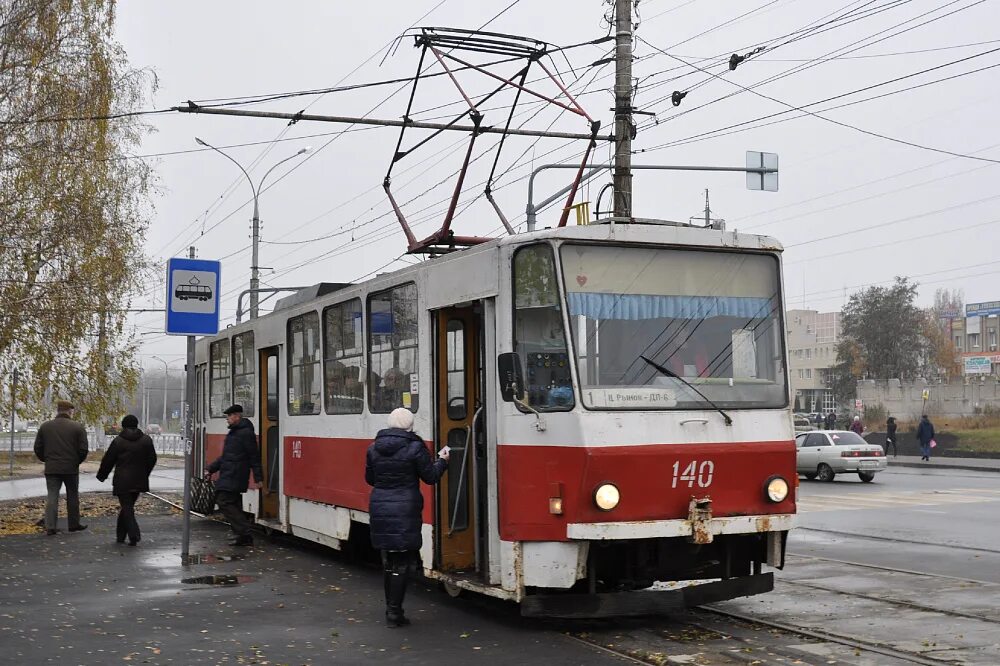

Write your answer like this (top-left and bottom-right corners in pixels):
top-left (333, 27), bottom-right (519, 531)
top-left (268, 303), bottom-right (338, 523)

top-left (566, 292), bottom-right (773, 321)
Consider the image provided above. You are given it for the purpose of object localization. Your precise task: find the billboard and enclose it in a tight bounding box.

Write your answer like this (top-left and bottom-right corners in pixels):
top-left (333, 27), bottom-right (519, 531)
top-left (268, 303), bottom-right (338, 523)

top-left (966, 301), bottom-right (1000, 318)
top-left (964, 356), bottom-right (993, 375)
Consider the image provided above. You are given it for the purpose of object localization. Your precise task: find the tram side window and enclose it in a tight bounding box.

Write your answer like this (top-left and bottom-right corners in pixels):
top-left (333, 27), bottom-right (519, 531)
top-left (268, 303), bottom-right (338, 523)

top-left (287, 312), bottom-right (322, 415)
top-left (232, 332), bottom-right (255, 417)
top-left (209, 339), bottom-right (231, 417)
top-left (323, 299), bottom-right (364, 414)
top-left (512, 244), bottom-right (574, 411)
top-left (368, 283), bottom-right (419, 413)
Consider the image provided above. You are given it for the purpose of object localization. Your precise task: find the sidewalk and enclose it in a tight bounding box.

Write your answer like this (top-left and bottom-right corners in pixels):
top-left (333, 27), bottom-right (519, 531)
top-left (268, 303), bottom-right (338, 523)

top-left (0, 510), bottom-right (612, 665)
top-left (0, 466), bottom-right (185, 501)
top-left (889, 455), bottom-right (1000, 473)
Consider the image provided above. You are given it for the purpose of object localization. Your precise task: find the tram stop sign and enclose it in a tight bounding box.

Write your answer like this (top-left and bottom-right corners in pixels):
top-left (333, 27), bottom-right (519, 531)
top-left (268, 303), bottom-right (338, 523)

top-left (164, 257), bottom-right (221, 336)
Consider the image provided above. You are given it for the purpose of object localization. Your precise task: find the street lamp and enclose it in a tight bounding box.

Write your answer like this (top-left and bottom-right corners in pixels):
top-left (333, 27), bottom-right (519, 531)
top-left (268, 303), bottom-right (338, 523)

top-left (150, 355), bottom-right (185, 431)
top-left (194, 137), bottom-right (311, 319)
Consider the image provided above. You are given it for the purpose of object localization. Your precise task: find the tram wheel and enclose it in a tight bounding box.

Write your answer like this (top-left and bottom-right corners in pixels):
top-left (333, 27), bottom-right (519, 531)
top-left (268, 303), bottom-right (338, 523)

top-left (442, 581), bottom-right (463, 598)
top-left (817, 464), bottom-right (836, 482)
top-left (858, 471), bottom-right (876, 483)
top-left (803, 472), bottom-right (817, 481)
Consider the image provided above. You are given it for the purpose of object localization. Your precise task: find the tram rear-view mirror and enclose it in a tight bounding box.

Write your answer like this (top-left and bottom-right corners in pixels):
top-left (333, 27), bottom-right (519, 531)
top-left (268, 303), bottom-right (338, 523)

top-left (497, 353), bottom-right (525, 403)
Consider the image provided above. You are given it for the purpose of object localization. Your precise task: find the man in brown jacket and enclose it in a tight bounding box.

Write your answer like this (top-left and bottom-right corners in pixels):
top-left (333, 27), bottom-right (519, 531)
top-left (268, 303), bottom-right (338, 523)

top-left (34, 400), bottom-right (89, 535)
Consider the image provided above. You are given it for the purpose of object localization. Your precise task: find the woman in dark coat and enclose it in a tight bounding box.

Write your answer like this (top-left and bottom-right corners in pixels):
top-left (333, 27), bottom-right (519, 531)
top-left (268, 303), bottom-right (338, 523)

top-left (365, 408), bottom-right (449, 627)
top-left (885, 416), bottom-right (898, 457)
top-left (97, 415), bottom-right (157, 545)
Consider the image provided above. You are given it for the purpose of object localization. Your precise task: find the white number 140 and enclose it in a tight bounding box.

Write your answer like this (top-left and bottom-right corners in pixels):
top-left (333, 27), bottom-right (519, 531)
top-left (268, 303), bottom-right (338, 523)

top-left (672, 460), bottom-right (715, 488)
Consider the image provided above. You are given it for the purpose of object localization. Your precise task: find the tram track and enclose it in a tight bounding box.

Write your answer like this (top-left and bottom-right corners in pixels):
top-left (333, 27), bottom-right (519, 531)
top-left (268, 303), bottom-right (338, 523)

top-left (796, 526), bottom-right (1000, 555)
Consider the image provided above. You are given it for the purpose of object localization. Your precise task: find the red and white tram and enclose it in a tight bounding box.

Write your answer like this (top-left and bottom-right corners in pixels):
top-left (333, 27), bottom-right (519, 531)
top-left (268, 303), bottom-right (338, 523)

top-left (193, 220), bottom-right (796, 617)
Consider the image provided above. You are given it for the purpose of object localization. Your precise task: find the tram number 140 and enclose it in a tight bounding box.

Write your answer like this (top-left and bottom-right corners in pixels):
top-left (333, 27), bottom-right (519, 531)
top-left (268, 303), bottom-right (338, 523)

top-left (671, 460), bottom-right (715, 489)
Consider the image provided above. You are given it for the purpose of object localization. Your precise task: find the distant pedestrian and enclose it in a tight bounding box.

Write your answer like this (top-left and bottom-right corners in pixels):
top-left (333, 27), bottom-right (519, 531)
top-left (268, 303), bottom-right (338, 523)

top-left (850, 415), bottom-right (864, 435)
top-left (917, 414), bottom-right (935, 461)
top-left (205, 405), bottom-right (263, 547)
top-left (885, 416), bottom-right (898, 457)
top-left (96, 415), bottom-right (157, 546)
top-left (34, 400), bottom-right (89, 535)
top-left (365, 408), bottom-right (449, 628)
top-left (815, 412), bottom-right (824, 429)
top-left (824, 411), bottom-right (836, 430)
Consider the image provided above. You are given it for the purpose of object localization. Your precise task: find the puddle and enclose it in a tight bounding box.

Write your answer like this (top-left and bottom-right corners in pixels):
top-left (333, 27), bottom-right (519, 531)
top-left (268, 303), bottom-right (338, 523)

top-left (184, 553), bottom-right (245, 565)
top-left (181, 575), bottom-right (257, 586)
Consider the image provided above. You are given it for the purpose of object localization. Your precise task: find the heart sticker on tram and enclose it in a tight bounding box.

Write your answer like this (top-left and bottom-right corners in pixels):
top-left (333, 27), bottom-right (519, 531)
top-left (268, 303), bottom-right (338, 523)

top-left (576, 275), bottom-right (587, 286)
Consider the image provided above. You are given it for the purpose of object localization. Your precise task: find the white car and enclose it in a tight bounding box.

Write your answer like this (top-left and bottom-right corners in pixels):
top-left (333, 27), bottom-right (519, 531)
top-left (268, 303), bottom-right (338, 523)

top-left (795, 430), bottom-right (887, 483)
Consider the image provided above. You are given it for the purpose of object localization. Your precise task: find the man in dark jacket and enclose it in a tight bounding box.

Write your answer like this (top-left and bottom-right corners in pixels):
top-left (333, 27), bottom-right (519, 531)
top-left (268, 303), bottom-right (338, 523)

top-left (34, 400), bottom-right (89, 535)
top-left (917, 414), bottom-right (935, 461)
top-left (97, 415), bottom-right (157, 545)
top-left (206, 404), bottom-right (263, 546)
top-left (365, 408), bottom-right (449, 628)
top-left (824, 411), bottom-right (837, 430)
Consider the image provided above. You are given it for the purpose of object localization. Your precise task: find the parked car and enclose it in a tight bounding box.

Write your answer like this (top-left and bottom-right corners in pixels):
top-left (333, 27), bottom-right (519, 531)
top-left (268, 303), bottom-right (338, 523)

top-left (147, 423), bottom-right (162, 435)
top-left (793, 414), bottom-right (815, 434)
top-left (795, 430), bottom-right (886, 483)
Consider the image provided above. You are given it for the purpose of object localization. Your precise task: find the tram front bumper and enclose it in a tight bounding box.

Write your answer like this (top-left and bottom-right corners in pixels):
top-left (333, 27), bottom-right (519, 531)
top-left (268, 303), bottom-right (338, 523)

top-left (519, 573), bottom-right (774, 618)
top-left (565, 513), bottom-right (796, 541)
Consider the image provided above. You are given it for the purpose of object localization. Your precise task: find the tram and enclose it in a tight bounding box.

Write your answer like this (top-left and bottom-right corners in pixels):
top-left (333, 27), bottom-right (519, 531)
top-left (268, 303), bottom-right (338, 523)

top-left (192, 219), bottom-right (796, 617)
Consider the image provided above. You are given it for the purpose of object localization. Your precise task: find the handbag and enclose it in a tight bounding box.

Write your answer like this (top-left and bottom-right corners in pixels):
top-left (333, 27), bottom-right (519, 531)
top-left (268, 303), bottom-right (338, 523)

top-left (190, 476), bottom-right (217, 514)
top-left (929, 438), bottom-right (937, 449)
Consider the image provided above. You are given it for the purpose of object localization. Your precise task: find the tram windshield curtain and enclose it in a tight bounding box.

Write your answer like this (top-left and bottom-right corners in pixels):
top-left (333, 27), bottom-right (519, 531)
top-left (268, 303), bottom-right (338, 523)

top-left (565, 293), bottom-right (774, 321)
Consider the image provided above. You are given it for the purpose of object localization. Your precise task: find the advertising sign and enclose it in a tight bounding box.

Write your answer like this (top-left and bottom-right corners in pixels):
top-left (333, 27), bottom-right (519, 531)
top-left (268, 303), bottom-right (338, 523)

top-left (964, 356), bottom-right (993, 375)
top-left (966, 301), bottom-right (1000, 318)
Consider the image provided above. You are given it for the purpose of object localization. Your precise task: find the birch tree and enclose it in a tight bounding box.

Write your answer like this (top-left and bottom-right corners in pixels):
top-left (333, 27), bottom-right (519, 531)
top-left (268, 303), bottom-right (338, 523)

top-left (0, 0), bottom-right (155, 423)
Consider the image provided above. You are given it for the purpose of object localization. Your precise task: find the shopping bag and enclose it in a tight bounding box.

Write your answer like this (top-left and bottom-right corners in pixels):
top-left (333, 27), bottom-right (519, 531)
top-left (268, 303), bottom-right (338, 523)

top-left (190, 476), bottom-right (217, 514)
top-left (929, 439), bottom-right (937, 449)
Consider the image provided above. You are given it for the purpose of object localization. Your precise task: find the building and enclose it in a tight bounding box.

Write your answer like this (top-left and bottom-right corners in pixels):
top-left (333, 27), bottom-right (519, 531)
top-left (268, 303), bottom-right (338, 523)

top-left (786, 309), bottom-right (841, 414)
top-left (943, 301), bottom-right (1000, 377)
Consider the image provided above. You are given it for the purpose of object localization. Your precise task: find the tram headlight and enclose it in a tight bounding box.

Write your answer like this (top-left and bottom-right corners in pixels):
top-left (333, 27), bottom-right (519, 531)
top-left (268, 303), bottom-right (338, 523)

top-left (764, 476), bottom-right (789, 503)
top-left (593, 483), bottom-right (620, 511)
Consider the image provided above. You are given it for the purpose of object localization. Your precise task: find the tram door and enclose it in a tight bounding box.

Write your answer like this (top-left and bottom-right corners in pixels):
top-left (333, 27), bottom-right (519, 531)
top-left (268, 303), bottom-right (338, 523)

top-left (435, 306), bottom-right (481, 572)
top-left (194, 365), bottom-right (207, 474)
top-left (259, 347), bottom-right (280, 520)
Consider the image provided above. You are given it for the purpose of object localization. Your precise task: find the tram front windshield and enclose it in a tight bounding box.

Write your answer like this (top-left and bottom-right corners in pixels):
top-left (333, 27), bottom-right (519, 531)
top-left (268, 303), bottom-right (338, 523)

top-left (560, 244), bottom-right (787, 410)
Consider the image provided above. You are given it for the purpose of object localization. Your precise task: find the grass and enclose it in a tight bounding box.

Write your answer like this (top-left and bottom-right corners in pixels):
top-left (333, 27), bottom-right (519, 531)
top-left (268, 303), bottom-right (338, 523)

top-left (946, 427), bottom-right (1000, 454)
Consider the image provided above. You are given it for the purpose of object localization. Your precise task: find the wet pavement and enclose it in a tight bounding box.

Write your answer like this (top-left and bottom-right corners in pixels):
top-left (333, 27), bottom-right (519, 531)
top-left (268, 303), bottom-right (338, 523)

top-left (0, 509), bottom-right (619, 665)
top-left (0, 467), bottom-right (184, 501)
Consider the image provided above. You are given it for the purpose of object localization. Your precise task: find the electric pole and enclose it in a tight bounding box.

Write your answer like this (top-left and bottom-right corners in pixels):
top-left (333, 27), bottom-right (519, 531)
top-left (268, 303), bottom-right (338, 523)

top-left (613, 0), bottom-right (634, 219)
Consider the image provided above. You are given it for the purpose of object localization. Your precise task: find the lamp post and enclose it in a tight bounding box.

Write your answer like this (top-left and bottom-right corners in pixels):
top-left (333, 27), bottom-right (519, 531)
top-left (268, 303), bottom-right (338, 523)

top-left (150, 356), bottom-right (184, 431)
top-left (194, 138), bottom-right (310, 319)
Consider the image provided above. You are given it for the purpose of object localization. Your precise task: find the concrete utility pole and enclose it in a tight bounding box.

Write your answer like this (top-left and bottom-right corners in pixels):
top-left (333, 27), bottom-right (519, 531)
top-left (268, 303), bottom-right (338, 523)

top-left (613, 0), bottom-right (634, 219)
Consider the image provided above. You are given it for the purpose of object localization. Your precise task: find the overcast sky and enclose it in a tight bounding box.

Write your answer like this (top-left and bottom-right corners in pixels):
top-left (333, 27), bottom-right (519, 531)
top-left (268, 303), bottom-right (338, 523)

top-left (115, 0), bottom-right (1000, 365)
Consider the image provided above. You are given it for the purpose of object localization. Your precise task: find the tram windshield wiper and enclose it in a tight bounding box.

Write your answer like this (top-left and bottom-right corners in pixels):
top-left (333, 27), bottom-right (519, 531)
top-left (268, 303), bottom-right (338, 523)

top-left (639, 355), bottom-right (733, 426)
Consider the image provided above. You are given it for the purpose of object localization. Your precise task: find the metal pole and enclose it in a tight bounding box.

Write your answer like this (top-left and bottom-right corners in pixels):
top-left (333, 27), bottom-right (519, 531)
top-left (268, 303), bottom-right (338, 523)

top-left (613, 0), bottom-right (633, 219)
top-left (9, 368), bottom-right (17, 476)
top-left (250, 197), bottom-right (260, 320)
top-left (181, 245), bottom-right (196, 565)
top-left (161, 363), bottom-right (168, 427)
top-left (178, 106), bottom-right (615, 142)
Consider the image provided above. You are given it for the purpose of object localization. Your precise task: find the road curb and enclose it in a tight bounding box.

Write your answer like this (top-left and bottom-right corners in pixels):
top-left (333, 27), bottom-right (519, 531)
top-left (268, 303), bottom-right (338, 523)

top-left (889, 461), bottom-right (1000, 473)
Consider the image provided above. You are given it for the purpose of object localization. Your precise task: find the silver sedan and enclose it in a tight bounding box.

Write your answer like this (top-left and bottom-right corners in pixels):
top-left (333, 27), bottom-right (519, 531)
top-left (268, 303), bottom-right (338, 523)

top-left (795, 430), bottom-right (887, 483)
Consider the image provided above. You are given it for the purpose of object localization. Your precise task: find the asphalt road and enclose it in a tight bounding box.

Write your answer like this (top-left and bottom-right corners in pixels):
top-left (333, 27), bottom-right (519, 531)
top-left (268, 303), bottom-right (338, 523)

top-left (712, 465), bottom-right (1000, 664)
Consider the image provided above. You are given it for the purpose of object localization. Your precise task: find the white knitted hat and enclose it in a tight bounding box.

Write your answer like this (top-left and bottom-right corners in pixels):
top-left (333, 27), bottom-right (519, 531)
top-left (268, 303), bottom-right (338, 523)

top-left (387, 407), bottom-right (415, 431)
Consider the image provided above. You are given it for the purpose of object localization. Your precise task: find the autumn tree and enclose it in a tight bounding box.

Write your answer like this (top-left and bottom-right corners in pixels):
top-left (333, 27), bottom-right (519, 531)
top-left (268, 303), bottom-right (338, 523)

top-left (0, 0), bottom-right (155, 424)
top-left (920, 312), bottom-right (962, 380)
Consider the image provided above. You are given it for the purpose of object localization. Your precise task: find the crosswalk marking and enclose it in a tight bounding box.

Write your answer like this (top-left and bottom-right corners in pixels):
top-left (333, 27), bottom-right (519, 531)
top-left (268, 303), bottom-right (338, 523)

top-left (798, 487), bottom-right (1000, 513)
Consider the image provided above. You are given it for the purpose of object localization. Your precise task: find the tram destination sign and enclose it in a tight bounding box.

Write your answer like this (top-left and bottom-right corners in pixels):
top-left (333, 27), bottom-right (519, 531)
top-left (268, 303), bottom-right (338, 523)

top-left (165, 257), bottom-right (221, 336)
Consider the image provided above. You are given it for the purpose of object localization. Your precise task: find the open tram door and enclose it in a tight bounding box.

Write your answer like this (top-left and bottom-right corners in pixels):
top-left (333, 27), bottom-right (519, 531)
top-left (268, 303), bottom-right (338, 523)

top-left (258, 347), bottom-right (280, 521)
top-left (434, 304), bottom-right (487, 576)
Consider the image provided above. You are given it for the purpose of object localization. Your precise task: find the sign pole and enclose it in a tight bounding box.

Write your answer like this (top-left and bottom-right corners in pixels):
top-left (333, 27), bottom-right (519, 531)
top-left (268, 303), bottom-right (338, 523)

top-left (181, 245), bottom-right (196, 565)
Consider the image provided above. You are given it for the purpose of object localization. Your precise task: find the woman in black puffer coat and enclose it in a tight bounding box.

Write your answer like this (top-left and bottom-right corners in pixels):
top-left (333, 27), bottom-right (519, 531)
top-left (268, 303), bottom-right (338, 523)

top-left (96, 415), bottom-right (157, 545)
top-left (365, 408), bottom-right (449, 628)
